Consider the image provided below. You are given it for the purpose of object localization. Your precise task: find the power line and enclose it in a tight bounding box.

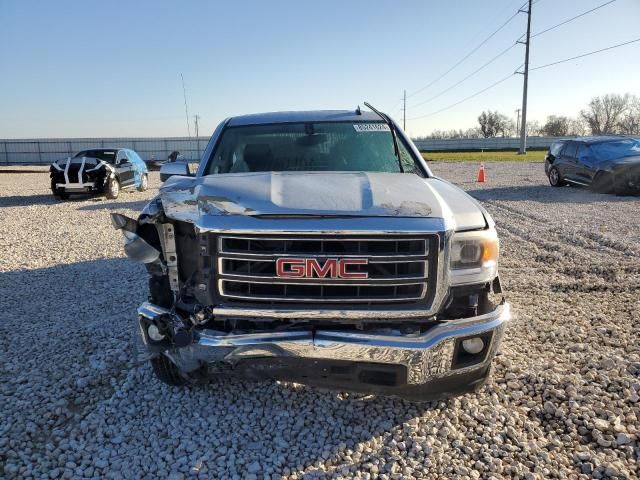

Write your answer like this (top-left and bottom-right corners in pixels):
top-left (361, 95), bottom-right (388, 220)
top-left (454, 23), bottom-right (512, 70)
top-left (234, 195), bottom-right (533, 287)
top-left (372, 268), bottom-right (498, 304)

top-left (389, 97), bottom-right (403, 111)
top-left (405, 37), bottom-right (639, 123)
top-left (406, 0), bottom-right (527, 99)
top-left (530, 37), bottom-right (640, 71)
top-left (407, 71), bottom-right (517, 120)
top-left (409, 41), bottom-right (518, 109)
top-left (529, 0), bottom-right (616, 39)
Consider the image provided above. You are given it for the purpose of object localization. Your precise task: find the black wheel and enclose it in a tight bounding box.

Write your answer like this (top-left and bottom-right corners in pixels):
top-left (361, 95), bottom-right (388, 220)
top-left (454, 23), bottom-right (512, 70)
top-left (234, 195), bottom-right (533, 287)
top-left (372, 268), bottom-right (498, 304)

top-left (51, 179), bottom-right (69, 200)
top-left (137, 173), bottom-right (149, 192)
top-left (150, 355), bottom-right (188, 386)
top-left (548, 167), bottom-right (566, 187)
top-left (106, 177), bottom-right (120, 199)
top-left (592, 171), bottom-right (614, 194)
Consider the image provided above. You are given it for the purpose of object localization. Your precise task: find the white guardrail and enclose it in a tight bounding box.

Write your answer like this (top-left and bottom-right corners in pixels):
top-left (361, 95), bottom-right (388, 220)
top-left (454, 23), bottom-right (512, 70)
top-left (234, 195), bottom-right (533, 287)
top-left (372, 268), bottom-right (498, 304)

top-left (412, 136), bottom-right (575, 152)
top-left (0, 136), bottom-right (575, 165)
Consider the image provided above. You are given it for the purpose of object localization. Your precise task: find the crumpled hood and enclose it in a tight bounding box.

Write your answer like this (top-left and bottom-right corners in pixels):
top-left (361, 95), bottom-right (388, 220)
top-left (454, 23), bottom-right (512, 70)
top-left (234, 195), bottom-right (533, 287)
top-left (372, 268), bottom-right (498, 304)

top-left (159, 172), bottom-right (487, 230)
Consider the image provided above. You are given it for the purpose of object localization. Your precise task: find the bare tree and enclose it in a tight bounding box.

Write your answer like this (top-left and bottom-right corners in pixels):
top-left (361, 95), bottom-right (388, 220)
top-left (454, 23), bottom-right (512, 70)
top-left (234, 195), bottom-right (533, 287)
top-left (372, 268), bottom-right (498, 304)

top-left (478, 111), bottom-right (511, 138)
top-left (464, 127), bottom-right (483, 138)
top-left (580, 94), bottom-right (631, 135)
top-left (542, 115), bottom-right (570, 136)
top-left (618, 95), bottom-right (640, 135)
top-left (526, 120), bottom-right (542, 136)
top-left (568, 117), bottom-right (588, 136)
top-left (501, 119), bottom-right (517, 137)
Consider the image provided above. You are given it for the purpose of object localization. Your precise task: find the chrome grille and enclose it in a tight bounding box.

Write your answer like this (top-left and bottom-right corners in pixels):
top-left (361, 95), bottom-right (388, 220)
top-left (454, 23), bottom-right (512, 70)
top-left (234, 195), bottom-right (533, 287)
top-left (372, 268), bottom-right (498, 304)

top-left (216, 235), bottom-right (433, 304)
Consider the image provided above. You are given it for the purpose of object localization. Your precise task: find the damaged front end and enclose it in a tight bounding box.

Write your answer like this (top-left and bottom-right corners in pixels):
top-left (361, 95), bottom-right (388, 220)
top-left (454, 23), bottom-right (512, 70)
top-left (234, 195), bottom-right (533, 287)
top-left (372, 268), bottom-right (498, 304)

top-left (112, 197), bottom-right (206, 353)
top-left (111, 189), bottom-right (510, 400)
top-left (51, 156), bottom-right (114, 197)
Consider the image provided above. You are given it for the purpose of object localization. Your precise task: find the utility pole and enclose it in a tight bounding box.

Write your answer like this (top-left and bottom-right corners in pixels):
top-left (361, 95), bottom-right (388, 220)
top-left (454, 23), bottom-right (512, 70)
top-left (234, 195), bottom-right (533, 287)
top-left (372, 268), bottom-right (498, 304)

top-left (403, 90), bottom-right (407, 131)
top-left (515, 109), bottom-right (521, 136)
top-left (518, 0), bottom-right (532, 154)
top-left (193, 114), bottom-right (200, 137)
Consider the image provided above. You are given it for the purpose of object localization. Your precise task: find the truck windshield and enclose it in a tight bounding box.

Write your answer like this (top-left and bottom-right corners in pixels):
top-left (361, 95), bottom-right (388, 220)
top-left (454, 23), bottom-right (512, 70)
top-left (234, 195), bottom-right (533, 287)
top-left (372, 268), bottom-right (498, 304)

top-left (205, 122), bottom-right (421, 175)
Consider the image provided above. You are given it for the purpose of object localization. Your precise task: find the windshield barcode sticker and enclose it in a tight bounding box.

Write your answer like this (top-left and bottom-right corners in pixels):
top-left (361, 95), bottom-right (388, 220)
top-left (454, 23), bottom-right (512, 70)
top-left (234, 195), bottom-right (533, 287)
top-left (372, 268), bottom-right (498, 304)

top-left (353, 123), bottom-right (390, 132)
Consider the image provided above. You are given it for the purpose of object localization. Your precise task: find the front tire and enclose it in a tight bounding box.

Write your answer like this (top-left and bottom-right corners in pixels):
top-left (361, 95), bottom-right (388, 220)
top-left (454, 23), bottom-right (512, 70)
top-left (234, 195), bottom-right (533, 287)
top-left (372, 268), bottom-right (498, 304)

top-left (548, 166), bottom-right (566, 187)
top-left (592, 171), bottom-right (614, 194)
top-left (137, 173), bottom-right (148, 192)
top-left (150, 355), bottom-right (188, 386)
top-left (105, 177), bottom-right (120, 199)
top-left (51, 179), bottom-right (69, 200)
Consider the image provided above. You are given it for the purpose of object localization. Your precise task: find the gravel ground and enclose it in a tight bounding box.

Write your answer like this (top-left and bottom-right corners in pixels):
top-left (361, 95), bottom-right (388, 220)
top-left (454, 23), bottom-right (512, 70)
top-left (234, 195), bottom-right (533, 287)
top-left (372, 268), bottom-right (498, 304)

top-left (1, 162), bottom-right (638, 479)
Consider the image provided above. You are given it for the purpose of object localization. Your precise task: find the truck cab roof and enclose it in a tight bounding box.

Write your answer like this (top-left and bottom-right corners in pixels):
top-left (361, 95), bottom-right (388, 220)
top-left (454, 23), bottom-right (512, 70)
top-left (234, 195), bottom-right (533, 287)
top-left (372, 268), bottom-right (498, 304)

top-left (227, 110), bottom-right (382, 127)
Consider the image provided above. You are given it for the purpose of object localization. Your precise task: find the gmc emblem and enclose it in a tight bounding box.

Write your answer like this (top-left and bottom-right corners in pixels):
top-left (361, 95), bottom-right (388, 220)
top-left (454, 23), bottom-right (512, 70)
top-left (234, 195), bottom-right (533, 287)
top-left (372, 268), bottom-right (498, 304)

top-left (276, 258), bottom-right (368, 279)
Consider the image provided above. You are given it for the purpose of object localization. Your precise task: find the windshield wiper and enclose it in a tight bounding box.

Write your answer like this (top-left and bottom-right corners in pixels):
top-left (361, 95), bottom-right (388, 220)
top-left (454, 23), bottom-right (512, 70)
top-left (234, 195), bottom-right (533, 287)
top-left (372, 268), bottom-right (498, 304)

top-left (364, 102), bottom-right (404, 173)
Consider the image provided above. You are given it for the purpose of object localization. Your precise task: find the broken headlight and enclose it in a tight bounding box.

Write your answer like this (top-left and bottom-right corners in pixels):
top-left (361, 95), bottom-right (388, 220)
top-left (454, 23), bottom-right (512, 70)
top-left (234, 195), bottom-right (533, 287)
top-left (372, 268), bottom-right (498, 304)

top-left (111, 213), bottom-right (161, 264)
top-left (449, 228), bottom-right (499, 285)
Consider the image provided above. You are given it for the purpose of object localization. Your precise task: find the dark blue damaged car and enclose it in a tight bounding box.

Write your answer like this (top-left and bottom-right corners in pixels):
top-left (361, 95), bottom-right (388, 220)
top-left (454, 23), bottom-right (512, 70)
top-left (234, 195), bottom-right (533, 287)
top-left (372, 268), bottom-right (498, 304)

top-left (50, 148), bottom-right (149, 200)
top-left (545, 136), bottom-right (640, 195)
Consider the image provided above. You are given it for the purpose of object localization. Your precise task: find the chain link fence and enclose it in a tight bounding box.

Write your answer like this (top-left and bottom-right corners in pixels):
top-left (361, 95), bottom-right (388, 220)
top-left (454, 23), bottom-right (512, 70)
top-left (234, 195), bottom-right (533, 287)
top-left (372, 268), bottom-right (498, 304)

top-left (1, 135), bottom-right (574, 165)
top-left (0, 137), bottom-right (210, 165)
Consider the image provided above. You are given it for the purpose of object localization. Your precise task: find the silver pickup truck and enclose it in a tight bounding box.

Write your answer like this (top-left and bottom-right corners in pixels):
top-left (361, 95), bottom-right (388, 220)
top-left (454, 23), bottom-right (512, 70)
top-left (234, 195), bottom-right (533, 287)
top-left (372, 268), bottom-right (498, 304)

top-left (112, 108), bottom-right (510, 400)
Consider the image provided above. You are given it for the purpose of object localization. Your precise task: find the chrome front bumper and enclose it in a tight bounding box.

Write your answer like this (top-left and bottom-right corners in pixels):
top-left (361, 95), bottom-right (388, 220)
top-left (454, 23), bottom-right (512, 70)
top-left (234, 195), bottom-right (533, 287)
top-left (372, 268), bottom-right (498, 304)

top-left (138, 302), bottom-right (510, 388)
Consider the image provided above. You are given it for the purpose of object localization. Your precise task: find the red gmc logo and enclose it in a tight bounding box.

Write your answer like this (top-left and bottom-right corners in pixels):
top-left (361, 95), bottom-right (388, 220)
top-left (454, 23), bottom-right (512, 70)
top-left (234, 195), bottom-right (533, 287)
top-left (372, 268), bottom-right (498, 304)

top-left (276, 258), bottom-right (368, 279)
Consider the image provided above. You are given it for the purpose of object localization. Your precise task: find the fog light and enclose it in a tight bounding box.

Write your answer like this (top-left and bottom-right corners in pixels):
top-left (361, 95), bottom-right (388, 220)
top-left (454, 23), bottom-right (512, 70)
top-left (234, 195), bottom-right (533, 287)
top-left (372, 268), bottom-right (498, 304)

top-left (461, 337), bottom-right (485, 355)
top-left (148, 324), bottom-right (165, 341)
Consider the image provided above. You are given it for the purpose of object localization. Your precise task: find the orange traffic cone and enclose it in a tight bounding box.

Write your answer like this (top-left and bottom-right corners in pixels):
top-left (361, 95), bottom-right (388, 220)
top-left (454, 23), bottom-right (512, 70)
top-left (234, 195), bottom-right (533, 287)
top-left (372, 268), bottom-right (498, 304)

top-left (477, 163), bottom-right (486, 183)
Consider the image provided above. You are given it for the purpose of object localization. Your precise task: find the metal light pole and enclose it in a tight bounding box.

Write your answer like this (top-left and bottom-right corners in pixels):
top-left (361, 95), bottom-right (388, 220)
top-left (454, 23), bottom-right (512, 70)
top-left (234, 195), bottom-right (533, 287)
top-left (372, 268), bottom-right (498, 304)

top-left (181, 73), bottom-right (191, 138)
top-left (518, 0), bottom-right (532, 154)
top-left (193, 114), bottom-right (200, 137)
top-left (403, 90), bottom-right (407, 131)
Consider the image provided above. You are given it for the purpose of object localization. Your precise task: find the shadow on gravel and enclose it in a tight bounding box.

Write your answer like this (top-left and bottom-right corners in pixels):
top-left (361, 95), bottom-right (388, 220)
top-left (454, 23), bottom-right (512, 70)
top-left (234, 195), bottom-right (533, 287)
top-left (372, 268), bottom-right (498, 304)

top-left (1, 257), bottom-right (146, 472)
top-left (467, 185), bottom-right (639, 204)
top-left (0, 193), bottom-right (134, 208)
top-left (78, 199), bottom-right (150, 212)
top-left (0, 194), bottom-right (59, 208)
top-left (0, 256), bottom-right (469, 478)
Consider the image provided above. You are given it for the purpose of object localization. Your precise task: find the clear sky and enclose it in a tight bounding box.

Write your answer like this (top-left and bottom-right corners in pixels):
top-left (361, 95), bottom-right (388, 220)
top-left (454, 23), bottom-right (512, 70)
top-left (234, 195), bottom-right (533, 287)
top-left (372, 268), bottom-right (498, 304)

top-left (1, 0), bottom-right (638, 139)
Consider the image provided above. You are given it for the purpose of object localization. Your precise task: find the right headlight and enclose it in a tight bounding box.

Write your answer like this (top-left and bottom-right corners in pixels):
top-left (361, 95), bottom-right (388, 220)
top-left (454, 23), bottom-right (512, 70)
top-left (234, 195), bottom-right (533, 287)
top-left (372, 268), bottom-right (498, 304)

top-left (449, 228), bottom-right (499, 285)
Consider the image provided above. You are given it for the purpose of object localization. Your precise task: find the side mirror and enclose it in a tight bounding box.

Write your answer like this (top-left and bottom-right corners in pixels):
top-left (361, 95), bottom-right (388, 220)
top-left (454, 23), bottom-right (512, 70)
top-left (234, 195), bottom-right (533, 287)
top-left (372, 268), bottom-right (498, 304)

top-left (160, 161), bottom-right (191, 182)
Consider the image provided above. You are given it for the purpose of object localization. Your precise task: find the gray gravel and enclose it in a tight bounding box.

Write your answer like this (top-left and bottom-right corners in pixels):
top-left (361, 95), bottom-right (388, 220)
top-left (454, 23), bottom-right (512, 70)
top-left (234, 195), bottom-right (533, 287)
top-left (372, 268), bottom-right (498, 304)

top-left (1, 162), bottom-right (638, 479)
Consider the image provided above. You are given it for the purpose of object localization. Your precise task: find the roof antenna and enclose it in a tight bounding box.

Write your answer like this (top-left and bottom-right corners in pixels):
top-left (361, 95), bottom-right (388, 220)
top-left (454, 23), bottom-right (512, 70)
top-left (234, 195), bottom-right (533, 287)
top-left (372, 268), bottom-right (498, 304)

top-left (355, 105), bottom-right (362, 115)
